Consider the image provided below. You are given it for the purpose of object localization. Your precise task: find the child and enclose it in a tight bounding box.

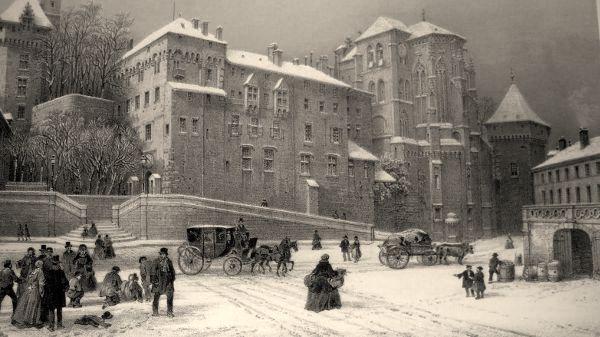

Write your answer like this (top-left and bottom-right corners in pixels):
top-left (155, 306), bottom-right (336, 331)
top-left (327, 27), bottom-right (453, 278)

top-left (67, 272), bottom-right (84, 307)
top-left (474, 266), bottom-right (486, 299)
top-left (351, 236), bottom-right (362, 263)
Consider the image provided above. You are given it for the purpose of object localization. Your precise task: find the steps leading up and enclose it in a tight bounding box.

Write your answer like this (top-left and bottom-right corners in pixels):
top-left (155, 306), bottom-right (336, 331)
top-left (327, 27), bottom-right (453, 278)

top-left (56, 220), bottom-right (137, 245)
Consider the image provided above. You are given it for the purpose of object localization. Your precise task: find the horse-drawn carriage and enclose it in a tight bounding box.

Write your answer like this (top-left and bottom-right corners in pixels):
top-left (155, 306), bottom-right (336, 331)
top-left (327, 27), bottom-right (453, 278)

top-left (378, 228), bottom-right (438, 269)
top-left (177, 224), bottom-right (257, 276)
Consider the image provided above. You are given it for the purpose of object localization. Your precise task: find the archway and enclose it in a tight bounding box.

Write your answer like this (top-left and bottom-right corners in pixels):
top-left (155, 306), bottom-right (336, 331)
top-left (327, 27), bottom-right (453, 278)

top-left (144, 170), bottom-right (152, 194)
top-left (553, 229), bottom-right (593, 277)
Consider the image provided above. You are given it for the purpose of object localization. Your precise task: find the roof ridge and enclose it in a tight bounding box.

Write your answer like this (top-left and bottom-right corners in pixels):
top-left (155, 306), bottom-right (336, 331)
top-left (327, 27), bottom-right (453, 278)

top-left (485, 83), bottom-right (549, 127)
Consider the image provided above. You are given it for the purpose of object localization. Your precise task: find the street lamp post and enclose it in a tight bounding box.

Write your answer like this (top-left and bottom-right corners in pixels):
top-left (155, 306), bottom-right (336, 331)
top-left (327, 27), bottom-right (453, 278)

top-left (50, 155), bottom-right (56, 191)
top-left (50, 155), bottom-right (56, 237)
top-left (140, 154), bottom-right (149, 240)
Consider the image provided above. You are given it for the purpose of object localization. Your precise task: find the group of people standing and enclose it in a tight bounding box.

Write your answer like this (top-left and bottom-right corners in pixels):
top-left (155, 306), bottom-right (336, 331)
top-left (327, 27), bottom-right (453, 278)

top-left (1, 243), bottom-right (96, 330)
top-left (94, 235), bottom-right (116, 259)
top-left (455, 252), bottom-right (503, 300)
top-left (15, 224), bottom-right (31, 241)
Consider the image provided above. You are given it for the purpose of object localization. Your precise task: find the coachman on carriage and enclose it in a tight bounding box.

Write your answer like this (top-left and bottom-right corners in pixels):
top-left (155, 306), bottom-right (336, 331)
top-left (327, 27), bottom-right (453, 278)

top-left (177, 225), bottom-right (258, 276)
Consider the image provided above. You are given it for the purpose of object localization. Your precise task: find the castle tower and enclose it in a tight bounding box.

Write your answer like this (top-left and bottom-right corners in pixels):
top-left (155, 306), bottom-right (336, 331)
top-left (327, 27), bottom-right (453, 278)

top-left (39, 0), bottom-right (61, 27)
top-left (485, 77), bottom-right (551, 234)
top-left (0, 0), bottom-right (56, 131)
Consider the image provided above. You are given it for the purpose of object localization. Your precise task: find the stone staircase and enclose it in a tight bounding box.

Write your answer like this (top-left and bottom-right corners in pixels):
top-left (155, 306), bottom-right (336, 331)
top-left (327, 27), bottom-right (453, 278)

top-left (57, 220), bottom-right (137, 246)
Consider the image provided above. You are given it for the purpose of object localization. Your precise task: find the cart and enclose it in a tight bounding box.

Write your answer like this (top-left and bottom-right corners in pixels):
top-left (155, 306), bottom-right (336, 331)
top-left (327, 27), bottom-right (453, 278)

top-left (378, 228), bottom-right (438, 269)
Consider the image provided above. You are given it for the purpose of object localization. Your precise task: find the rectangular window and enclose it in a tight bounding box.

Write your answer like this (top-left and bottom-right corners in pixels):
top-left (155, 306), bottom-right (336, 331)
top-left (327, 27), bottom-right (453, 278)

top-left (230, 115), bottom-right (240, 136)
top-left (585, 163), bottom-right (591, 177)
top-left (154, 87), bottom-right (160, 103)
top-left (135, 95), bottom-right (140, 110)
top-left (575, 166), bottom-right (580, 178)
top-left (542, 190), bottom-right (547, 205)
top-left (154, 60), bottom-right (161, 74)
top-left (596, 162), bottom-right (600, 175)
top-left (19, 54), bottom-right (29, 69)
top-left (597, 184), bottom-right (600, 202)
top-left (587, 185), bottom-right (592, 203)
top-left (566, 188), bottom-right (571, 203)
top-left (242, 146), bottom-right (252, 171)
top-left (300, 154), bottom-right (311, 175)
top-left (557, 189), bottom-right (562, 204)
top-left (263, 148), bottom-right (274, 172)
top-left (304, 98), bottom-right (309, 110)
top-left (17, 105), bottom-right (25, 119)
top-left (319, 84), bottom-right (326, 93)
top-left (145, 124), bottom-right (152, 141)
top-left (304, 81), bottom-right (309, 90)
top-left (126, 99), bottom-right (130, 113)
top-left (327, 155), bottom-right (338, 176)
top-left (263, 93), bottom-right (269, 106)
top-left (510, 163), bottom-right (519, 178)
top-left (548, 171), bottom-right (553, 183)
top-left (179, 117), bottom-right (187, 133)
top-left (434, 174), bottom-right (441, 189)
top-left (555, 169), bottom-right (560, 182)
top-left (434, 207), bottom-right (442, 221)
top-left (356, 124), bottom-right (361, 137)
top-left (304, 123), bottom-right (313, 142)
top-left (206, 68), bottom-right (213, 81)
top-left (549, 190), bottom-right (554, 204)
top-left (271, 120), bottom-right (281, 139)
top-left (576, 187), bottom-right (581, 203)
top-left (144, 91), bottom-right (150, 107)
top-left (138, 69), bottom-right (144, 82)
top-left (331, 127), bottom-right (341, 144)
top-left (541, 173), bottom-right (545, 184)
top-left (249, 117), bottom-right (259, 137)
top-left (319, 101), bottom-right (325, 112)
top-left (192, 118), bottom-right (199, 134)
top-left (333, 88), bottom-right (338, 97)
top-left (356, 108), bottom-right (361, 116)
top-left (348, 160), bottom-right (355, 177)
top-left (165, 123), bottom-right (170, 136)
top-left (333, 102), bottom-right (338, 113)
top-left (364, 162), bottom-right (369, 178)
top-left (17, 78), bottom-right (27, 96)
top-left (564, 168), bottom-right (569, 180)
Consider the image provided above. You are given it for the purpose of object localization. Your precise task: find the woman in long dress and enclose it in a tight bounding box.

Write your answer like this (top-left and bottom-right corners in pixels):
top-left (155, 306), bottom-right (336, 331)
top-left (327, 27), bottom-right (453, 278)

top-left (12, 260), bottom-right (45, 329)
top-left (74, 245), bottom-right (96, 291)
top-left (305, 254), bottom-right (342, 313)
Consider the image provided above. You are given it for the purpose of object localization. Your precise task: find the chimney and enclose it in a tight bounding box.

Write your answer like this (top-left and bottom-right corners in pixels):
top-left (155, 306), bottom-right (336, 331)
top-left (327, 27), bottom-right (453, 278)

top-left (579, 128), bottom-right (590, 148)
top-left (128, 38), bottom-right (134, 50)
top-left (191, 18), bottom-right (200, 30)
top-left (558, 136), bottom-right (567, 150)
top-left (310, 51), bottom-right (314, 67)
top-left (201, 21), bottom-right (209, 35)
top-left (215, 26), bottom-right (223, 40)
top-left (267, 43), bottom-right (277, 63)
top-left (322, 55), bottom-right (329, 70)
top-left (304, 55), bottom-right (308, 66)
top-left (273, 49), bottom-right (283, 67)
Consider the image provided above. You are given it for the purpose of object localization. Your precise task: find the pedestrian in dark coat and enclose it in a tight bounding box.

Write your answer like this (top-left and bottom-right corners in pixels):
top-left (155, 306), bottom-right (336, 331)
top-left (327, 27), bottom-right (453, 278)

top-left (305, 254), bottom-right (342, 312)
top-left (489, 253), bottom-right (500, 282)
top-left (474, 266), bottom-right (486, 299)
top-left (103, 235), bottom-right (115, 259)
top-left (0, 260), bottom-right (20, 314)
top-left (61, 242), bottom-right (76, 278)
top-left (24, 224), bottom-right (31, 241)
top-left (139, 256), bottom-right (152, 302)
top-left (339, 235), bottom-right (350, 261)
top-left (88, 223), bottom-right (98, 237)
top-left (151, 248), bottom-right (175, 317)
top-left (455, 265), bottom-right (475, 297)
top-left (17, 224), bottom-right (24, 241)
top-left (94, 235), bottom-right (105, 260)
top-left (351, 236), bottom-right (362, 263)
top-left (43, 255), bottom-right (68, 331)
top-left (73, 245), bottom-right (96, 291)
top-left (66, 272), bottom-right (84, 307)
top-left (100, 266), bottom-right (122, 309)
top-left (312, 230), bottom-right (322, 250)
top-left (16, 247), bottom-right (36, 297)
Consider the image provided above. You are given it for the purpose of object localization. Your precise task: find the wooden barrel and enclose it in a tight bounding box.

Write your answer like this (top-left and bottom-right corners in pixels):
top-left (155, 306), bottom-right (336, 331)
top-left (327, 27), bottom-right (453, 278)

top-left (548, 260), bottom-right (561, 282)
top-left (498, 261), bottom-right (515, 282)
top-left (537, 262), bottom-right (548, 281)
top-left (523, 265), bottom-right (538, 281)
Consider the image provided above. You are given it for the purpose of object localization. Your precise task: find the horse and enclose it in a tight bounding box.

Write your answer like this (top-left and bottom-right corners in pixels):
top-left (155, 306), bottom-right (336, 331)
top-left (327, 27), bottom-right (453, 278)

top-left (277, 240), bottom-right (298, 277)
top-left (250, 245), bottom-right (279, 274)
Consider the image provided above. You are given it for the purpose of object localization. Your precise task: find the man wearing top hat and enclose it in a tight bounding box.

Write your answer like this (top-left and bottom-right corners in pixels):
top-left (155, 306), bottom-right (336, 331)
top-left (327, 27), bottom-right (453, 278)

top-left (455, 265), bottom-right (475, 297)
top-left (151, 247), bottom-right (175, 317)
top-left (0, 259), bottom-right (20, 314)
top-left (62, 242), bottom-right (76, 278)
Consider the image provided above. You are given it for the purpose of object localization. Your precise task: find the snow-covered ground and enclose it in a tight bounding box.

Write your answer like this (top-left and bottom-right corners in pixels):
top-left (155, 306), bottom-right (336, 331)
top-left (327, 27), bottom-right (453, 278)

top-left (0, 236), bottom-right (598, 337)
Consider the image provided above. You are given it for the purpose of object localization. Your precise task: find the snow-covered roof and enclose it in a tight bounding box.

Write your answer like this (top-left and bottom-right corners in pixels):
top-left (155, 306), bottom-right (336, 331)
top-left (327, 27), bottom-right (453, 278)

top-left (431, 159), bottom-right (442, 165)
top-left (0, 0), bottom-right (53, 29)
top-left (390, 136), bottom-right (430, 147)
top-left (355, 17), bottom-right (409, 42)
top-left (226, 49), bottom-right (350, 88)
top-left (167, 82), bottom-right (227, 96)
top-left (306, 179), bottom-right (319, 188)
top-left (407, 21), bottom-right (465, 41)
top-left (440, 138), bottom-right (462, 146)
top-left (534, 136), bottom-right (600, 171)
top-left (547, 150), bottom-right (558, 157)
top-left (375, 169), bottom-right (396, 183)
top-left (149, 173), bottom-right (162, 179)
top-left (273, 78), bottom-right (285, 90)
top-left (485, 83), bottom-right (549, 127)
top-left (123, 18), bottom-right (226, 60)
top-left (340, 46), bottom-right (358, 63)
top-left (3, 112), bottom-right (13, 121)
top-left (187, 224), bottom-right (236, 229)
top-left (243, 73), bottom-right (255, 86)
top-left (127, 176), bottom-right (139, 182)
top-left (348, 140), bottom-right (379, 162)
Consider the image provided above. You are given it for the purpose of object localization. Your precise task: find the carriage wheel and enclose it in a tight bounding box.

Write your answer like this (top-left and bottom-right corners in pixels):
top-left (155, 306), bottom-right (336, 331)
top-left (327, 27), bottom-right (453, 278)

top-left (421, 254), bottom-right (438, 266)
top-left (223, 256), bottom-right (243, 276)
top-left (177, 246), bottom-right (204, 275)
top-left (378, 249), bottom-right (388, 266)
top-left (202, 259), bottom-right (212, 272)
top-left (386, 249), bottom-right (410, 269)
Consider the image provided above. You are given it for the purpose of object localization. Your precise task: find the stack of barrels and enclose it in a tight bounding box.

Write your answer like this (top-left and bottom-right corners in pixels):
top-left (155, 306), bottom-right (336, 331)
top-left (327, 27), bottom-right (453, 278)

top-left (548, 260), bottom-right (561, 282)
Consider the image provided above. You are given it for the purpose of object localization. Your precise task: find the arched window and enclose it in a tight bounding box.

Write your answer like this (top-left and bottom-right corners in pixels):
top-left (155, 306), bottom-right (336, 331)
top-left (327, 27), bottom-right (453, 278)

top-left (367, 45), bottom-right (374, 68)
top-left (377, 79), bottom-right (386, 104)
top-left (375, 43), bottom-right (384, 66)
top-left (436, 60), bottom-right (449, 121)
top-left (368, 81), bottom-right (376, 104)
top-left (414, 64), bottom-right (427, 124)
top-left (398, 79), bottom-right (403, 100)
top-left (452, 131), bottom-right (462, 143)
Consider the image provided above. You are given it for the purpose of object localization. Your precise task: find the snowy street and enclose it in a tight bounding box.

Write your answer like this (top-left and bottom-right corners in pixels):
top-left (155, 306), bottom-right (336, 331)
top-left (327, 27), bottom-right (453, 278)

top-left (0, 237), bottom-right (599, 337)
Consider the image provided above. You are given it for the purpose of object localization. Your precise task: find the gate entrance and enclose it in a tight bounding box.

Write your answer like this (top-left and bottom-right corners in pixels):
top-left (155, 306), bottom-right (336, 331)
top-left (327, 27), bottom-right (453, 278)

top-left (553, 229), bottom-right (593, 277)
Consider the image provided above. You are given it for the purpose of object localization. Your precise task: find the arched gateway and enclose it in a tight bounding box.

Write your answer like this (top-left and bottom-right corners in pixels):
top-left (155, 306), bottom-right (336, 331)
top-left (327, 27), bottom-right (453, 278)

top-left (553, 229), bottom-right (593, 277)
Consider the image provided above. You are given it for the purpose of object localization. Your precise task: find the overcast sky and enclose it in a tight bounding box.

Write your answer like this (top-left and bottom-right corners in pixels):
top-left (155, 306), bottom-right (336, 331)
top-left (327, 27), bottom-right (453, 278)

top-left (2, 0), bottom-right (599, 146)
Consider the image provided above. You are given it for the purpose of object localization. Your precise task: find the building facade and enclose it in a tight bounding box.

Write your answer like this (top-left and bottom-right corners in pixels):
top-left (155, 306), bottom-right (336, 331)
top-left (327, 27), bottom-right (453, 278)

top-left (485, 82), bottom-right (551, 233)
top-left (522, 128), bottom-right (600, 279)
top-left (0, 0), bottom-right (60, 132)
top-left (0, 111), bottom-right (11, 188)
top-left (334, 17), bottom-right (494, 240)
top-left (120, 18), bottom-right (383, 223)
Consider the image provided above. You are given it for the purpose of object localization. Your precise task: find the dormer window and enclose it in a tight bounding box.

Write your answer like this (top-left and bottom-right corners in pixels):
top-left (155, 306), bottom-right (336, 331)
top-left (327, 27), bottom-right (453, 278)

top-left (245, 85), bottom-right (259, 113)
top-left (275, 89), bottom-right (288, 118)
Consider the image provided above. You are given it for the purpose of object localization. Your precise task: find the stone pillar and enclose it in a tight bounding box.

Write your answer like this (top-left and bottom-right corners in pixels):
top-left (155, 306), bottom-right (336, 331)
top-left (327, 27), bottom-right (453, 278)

top-left (445, 212), bottom-right (460, 242)
top-left (306, 179), bottom-right (319, 215)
